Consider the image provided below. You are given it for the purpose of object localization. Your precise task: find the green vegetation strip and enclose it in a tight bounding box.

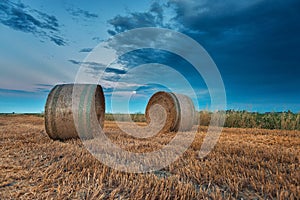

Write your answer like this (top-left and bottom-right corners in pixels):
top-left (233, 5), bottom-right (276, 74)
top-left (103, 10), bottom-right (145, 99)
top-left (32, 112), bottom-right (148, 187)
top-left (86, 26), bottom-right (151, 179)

top-left (2, 111), bottom-right (300, 130)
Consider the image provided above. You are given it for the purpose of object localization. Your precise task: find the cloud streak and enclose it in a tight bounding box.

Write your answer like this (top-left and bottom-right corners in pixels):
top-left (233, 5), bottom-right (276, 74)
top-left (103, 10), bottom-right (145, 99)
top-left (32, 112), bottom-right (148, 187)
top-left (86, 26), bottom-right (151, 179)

top-left (0, 0), bottom-right (66, 46)
top-left (66, 8), bottom-right (98, 19)
top-left (68, 59), bottom-right (127, 74)
top-left (79, 48), bottom-right (93, 53)
top-left (0, 83), bottom-right (52, 97)
top-left (68, 59), bottom-right (127, 85)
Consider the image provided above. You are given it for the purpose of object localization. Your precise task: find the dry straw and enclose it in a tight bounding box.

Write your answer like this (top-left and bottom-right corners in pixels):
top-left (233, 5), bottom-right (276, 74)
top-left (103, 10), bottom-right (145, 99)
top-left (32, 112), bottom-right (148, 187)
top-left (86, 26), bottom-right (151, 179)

top-left (44, 84), bottom-right (105, 140)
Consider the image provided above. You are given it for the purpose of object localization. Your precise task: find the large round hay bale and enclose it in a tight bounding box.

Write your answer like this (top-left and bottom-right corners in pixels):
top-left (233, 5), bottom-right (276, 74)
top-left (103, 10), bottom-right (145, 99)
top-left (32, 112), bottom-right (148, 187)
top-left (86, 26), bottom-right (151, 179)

top-left (145, 91), bottom-right (195, 133)
top-left (44, 84), bottom-right (105, 140)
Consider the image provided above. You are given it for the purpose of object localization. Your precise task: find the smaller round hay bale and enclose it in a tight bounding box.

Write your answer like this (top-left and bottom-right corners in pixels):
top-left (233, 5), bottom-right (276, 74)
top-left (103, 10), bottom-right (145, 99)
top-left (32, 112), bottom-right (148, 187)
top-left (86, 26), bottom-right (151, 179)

top-left (145, 91), bottom-right (195, 133)
top-left (44, 84), bottom-right (105, 140)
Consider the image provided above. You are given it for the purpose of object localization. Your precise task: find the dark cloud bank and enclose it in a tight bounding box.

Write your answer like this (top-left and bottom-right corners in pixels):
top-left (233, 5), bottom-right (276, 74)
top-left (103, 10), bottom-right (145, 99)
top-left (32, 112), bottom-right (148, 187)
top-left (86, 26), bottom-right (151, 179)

top-left (105, 0), bottom-right (300, 110)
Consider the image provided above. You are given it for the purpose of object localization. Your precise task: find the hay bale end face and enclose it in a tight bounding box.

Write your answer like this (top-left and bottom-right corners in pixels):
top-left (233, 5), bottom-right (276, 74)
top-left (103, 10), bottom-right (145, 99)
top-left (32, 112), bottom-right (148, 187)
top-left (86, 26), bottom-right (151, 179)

top-left (145, 91), bottom-right (195, 133)
top-left (44, 84), bottom-right (105, 140)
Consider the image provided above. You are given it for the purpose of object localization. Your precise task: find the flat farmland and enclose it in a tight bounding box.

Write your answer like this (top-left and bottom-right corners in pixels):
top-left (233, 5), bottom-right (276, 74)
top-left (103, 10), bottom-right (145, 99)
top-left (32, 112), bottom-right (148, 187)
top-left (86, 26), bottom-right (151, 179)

top-left (0, 115), bottom-right (299, 199)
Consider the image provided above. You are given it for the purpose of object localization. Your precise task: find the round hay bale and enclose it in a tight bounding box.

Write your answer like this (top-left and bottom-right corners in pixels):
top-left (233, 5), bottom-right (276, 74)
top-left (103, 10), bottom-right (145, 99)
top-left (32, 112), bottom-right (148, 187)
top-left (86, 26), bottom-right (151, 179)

top-left (44, 84), bottom-right (105, 140)
top-left (145, 91), bottom-right (195, 133)
top-left (174, 93), bottom-right (195, 131)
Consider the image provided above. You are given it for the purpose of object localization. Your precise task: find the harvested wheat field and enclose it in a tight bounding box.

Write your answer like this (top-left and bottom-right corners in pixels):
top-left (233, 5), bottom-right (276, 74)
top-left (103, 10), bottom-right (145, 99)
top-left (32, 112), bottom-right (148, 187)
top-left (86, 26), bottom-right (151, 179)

top-left (0, 115), bottom-right (299, 199)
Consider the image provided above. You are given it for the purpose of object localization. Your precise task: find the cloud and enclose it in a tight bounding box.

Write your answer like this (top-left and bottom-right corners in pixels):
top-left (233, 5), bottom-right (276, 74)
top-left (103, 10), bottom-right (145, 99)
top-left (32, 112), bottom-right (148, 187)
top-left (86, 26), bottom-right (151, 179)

top-left (107, 2), bottom-right (166, 35)
top-left (88, 64), bottom-right (127, 75)
top-left (134, 83), bottom-right (171, 96)
top-left (79, 48), bottom-right (93, 53)
top-left (49, 36), bottom-right (66, 46)
top-left (172, 0), bottom-right (300, 77)
top-left (0, 0), bottom-right (66, 46)
top-left (0, 83), bottom-right (52, 97)
top-left (66, 8), bottom-right (98, 19)
top-left (165, 0), bottom-right (300, 62)
top-left (67, 59), bottom-right (184, 97)
top-left (105, 0), bottom-right (300, 105)
top-left (68, 59), bottom-right (81, 65)
top-left (34, 83), bottom-right (53, 93)
top-left (168, 0), bottom-right (299, 37)
top-left (35, 84), bottom-right (53, 87)
top-left (68, 59), bottom-right (126, 74)
top-left (107, 0), bottom-right (300, 59)
top-left (92, 36), bottom-right (104, 42)
top-left (68, 59), bottom-right (127, 82)
top-left (0, 88), bottom-right (35, 95)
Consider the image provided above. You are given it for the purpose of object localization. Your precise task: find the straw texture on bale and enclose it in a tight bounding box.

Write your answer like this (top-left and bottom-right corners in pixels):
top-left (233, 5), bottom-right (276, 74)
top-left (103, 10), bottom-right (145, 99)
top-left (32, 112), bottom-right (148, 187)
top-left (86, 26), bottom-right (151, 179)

top-left (145, 91), bottom-right (195, 133)
top-left (45, 84), bottom-right (105, 140)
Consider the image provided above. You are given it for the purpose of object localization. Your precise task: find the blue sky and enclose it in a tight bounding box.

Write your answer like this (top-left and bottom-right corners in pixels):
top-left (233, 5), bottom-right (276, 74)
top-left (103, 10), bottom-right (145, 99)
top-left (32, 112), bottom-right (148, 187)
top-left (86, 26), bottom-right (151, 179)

top-left (0, 0), bottom-right (299, 113)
